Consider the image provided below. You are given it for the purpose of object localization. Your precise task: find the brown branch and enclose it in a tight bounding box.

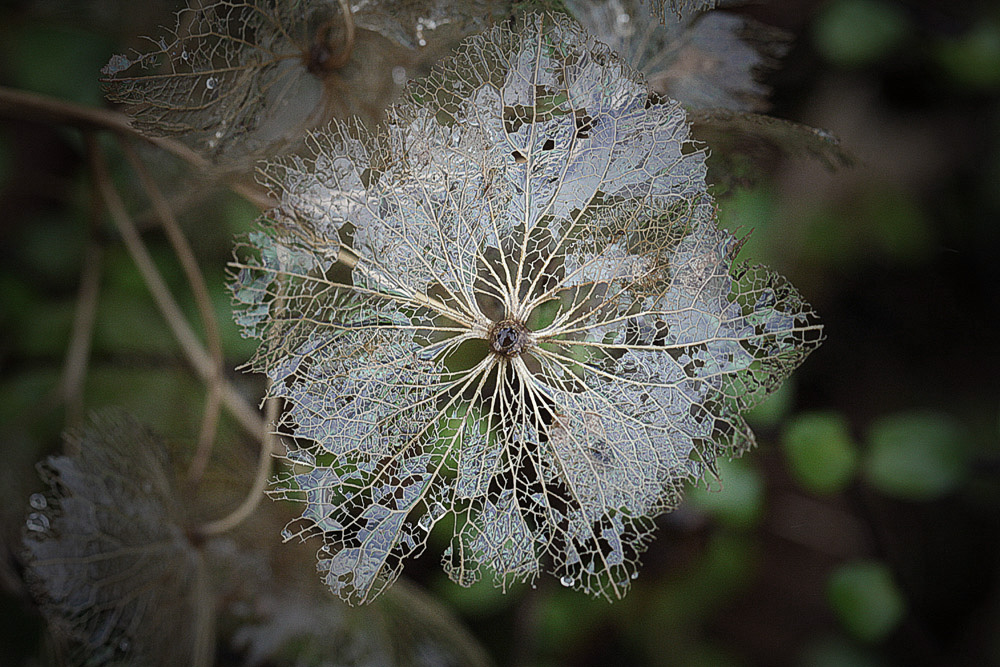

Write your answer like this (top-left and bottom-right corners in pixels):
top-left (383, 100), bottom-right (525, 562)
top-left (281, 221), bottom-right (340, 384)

top-left (121, 139), bottom-right (227, 480)
top-left (61, 239), bottom-right (103, 426)
top-left (195, 395), bottom-right (281, 537)
top-left (188, 388), bottom-right (222, 483)
top-left (85, 132), bottom-right (265, 440)
top-left (0, 85), bottom-right (275, 209)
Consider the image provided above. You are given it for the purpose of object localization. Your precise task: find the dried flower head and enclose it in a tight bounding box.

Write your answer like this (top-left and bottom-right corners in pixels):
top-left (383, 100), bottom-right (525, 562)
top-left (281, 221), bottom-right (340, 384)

top-left (102, 0), bottom-right (506, 164)
top-left (231, 12), bottom-right (822, 604)
top-left (22, 413), bottom-right (213, 665)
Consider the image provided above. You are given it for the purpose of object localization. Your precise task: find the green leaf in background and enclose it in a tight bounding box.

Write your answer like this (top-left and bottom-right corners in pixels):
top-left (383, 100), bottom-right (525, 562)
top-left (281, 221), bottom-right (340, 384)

top-left (687, 458), bottom-right (765, 529)
top-left (934, 20), bottom-right (1000, 90)
top-left (0, 22), bottom-right (115, 107)
top-left (863, 411), bottom-right (968, 500)
top-left (781, 411), bottom-right (858, 495)
top-left (746, 376), bottom-right (794, 429)
top-left (813, 0), bottom-right (910, 68)
top-left (827, 560), bottom-right (905, 642)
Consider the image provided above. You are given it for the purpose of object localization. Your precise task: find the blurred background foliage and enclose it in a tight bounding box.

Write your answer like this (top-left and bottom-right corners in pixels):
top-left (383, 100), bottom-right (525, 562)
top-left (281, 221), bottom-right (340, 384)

top-left (1, 0), bottom-right (998, 665)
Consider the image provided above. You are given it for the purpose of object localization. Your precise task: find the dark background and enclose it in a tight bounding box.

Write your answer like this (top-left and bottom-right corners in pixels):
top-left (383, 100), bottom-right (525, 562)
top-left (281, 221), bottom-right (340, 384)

top-left (1, 0), bottom-right (998, 665)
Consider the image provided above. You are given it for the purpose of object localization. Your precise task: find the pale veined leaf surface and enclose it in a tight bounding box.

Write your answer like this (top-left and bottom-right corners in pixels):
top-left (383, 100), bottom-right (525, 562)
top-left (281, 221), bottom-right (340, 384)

top-left (232, 12), bottom-right (822, 604)
top-left (102, 0), bottom-right (507, 164)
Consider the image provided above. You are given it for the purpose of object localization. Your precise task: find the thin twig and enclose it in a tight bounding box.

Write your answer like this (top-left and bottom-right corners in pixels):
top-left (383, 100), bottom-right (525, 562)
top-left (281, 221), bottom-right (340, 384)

top-left (121, 139), bottom-right (226, 481)
top-left (332, 0), bottom-right (356, 69)
top-left (0, 85), bottom-right (274, 209)
top-left (85, 133), bottom-right (264, 440)
top-left (122, 139), bottom-right (224, 359)
top-left (188, 388), bottom-right (222, 483)
top-left (0, 86), bottom-right (207, 166)
top-left (196, 395), bottom-right (281, 537)
top-left (61, 239), bottom-right (103, 426)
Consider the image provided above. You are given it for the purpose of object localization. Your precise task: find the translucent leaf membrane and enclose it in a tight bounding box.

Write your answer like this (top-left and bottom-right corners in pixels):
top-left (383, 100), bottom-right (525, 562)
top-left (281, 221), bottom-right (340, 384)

top-left (22, 413), bottom-right (212, 666)
top-left (232, 12), bottom-right (822, 604)
top-left (232, 581), bottom-right (491, 666)
top-left (102, 0), bottom-right (507, 166)
top-left (646, 0), bottom-right (718, 21)
top-left (568, 0), bottom-right (789, 112)
top-left (568, 2), bottom-right (852, 189)
top-left (689, 109), bottom-right (855, 189)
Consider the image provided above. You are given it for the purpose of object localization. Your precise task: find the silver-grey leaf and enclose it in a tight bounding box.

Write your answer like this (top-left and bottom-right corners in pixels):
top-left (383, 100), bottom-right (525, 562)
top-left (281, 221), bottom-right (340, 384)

top-left (568, 0), bottom-right (790, 112)
top-left (21, 412), bottom-right (213, 666)
top-left (233, 12), bottom-right (821, 604)
top-left (103, 0), bottom-right (508, 165)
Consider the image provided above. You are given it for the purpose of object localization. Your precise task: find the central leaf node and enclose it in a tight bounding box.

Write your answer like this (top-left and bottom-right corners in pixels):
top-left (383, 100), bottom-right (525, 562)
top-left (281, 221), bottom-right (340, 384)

top-left (488, 319), bottom-right (529, 357)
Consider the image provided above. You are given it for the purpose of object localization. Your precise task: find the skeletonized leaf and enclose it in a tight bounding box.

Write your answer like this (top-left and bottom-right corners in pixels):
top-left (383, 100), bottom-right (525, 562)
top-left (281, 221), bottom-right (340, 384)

top-left (689, 108), bottom-right (855, 190)
top-left (22, 412), bottom-right (212, 666)
top-left (569, 2), bottom-right (852, 188)
top-left (646, 0), bottom-right (718, 21)
top-left (232, 580), bottom-right (491, 666)
top-left (568, 0), bottom-right (789, 112)
top-left (102, 0), bottom-right (507, 165)
top-left (232, 12), bottom-right (821, 604)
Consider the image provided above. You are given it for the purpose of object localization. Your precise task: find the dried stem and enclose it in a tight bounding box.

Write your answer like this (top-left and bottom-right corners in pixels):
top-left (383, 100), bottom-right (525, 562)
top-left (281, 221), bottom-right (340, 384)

top-left (85, 133), bottom-right (264, 440)
top-left (333, 0), bottom-right (356, 69)
top-left (188, 389), bottom-right (223, 483)
top-left (61, 239), bottom-right (103, 426)
top-left (0, 85), bottom-right (274, 209)
top-left (121, 139), bottom-right (227, 481)
top-left (196, 395), bottom-right (281, 537)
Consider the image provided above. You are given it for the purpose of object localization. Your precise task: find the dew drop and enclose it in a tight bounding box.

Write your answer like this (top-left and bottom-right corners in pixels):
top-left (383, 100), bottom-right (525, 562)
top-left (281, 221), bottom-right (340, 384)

top-left (631, 572), bottom-right (639, 580)
top-left (180, 49), bottom-right (189, 61)
top-left (559, 575), bottom-right (574, 587)
top-left (28, 493), bottom-right (47, 510)
top-left (616, 12), bottom-right (630, 24)
top-left (26, 512), bottom-right (49, 533)
top-left (281, 527), bottom-right (294, 541)
top-left (205, 76), bottom-right (218, 90)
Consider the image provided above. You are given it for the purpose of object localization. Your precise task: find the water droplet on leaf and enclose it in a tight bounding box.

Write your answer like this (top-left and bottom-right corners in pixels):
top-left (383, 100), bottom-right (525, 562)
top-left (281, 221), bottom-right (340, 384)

top-left (29, 493), bottom-right (47, 510)
top-left (26, 512), bottom-right (50, 532)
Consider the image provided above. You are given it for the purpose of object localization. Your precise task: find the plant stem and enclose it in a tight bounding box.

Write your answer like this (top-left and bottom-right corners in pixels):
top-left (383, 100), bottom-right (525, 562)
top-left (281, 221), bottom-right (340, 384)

top-left (85, 133), bottom-right (264, 440)
top-left (121, 139), bottom-right (227, 481)
top-left (0, 85), bottom-right (274, 209)
top-left (195, 396), bottom-right (280, 538)
top-left (61, 239), bottom-right (103, 426)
